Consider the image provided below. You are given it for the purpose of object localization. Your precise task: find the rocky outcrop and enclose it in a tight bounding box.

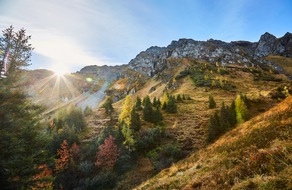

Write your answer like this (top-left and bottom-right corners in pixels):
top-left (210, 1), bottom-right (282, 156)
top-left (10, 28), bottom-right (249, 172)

top-left (128, 32), bottom-right (292, 76)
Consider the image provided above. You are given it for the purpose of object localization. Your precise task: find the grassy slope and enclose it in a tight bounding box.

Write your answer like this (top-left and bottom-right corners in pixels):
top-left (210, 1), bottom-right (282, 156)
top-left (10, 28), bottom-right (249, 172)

top-left (265, 55), bottom-right (292, 76)
top-left (135, 96), bottom-right (292, 190)
top-left (80, 58), bottom-right (291, 189)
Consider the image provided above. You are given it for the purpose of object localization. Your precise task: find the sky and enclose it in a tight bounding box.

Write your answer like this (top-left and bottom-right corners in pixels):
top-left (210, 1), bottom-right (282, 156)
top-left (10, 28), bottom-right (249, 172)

top-left (0, 0), bottom-right (291, 73)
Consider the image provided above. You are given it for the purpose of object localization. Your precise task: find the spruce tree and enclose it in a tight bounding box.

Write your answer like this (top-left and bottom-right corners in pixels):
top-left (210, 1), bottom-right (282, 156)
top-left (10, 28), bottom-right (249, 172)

top-left (103, 96), bottom-right (114, 115)
top-left (130, 107), bottom-right (141, 131)
top-left (208, 95), bottom-right (216, 109)
top-left (135, 96), bottom-right (142, 111)
top-left (0, 27), bottom-right (52, 188)
top-left (176, 94), bottom-right (183, 102)
top-left (207, 111), bottom-right (221, 142)
top-left (0, 26), bottom-right (33, 80)
top-left (153, 107), bottom-right (163, 124)
top-left (166, 95), bottom-right (177, 113)
top-left (143, 96), bottom-right (153, 122)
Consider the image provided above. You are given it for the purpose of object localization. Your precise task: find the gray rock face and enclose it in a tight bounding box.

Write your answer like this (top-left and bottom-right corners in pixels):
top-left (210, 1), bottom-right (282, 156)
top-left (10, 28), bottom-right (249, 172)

top-left (255, 32), bottom-right (284, 56)
top-left (128, 32), bottom-right (292, 76)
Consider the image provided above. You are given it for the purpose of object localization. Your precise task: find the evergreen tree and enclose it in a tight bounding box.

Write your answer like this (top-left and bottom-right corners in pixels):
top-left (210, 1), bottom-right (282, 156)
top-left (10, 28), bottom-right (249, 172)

top-left (153, 107), bottom-right (163, 124)
top-left (0, 27), bottom-right (51, 189)
top-left (182, 94), bottom-right (186, 100)
top-left (229, 100), bottom-right (237, 127)
top-left (176, 94), bottom-right (183, 102)
top-left (161, 92), bottom-right (169, 110)
top-left (153, 97), bottom-right (161, 108)
top-left (143, 96), bottom-right (154, 122)
top-left (207, 111), bottom-right (221, 142)
top-left (103, 96), bottom-right (114, 115)
top-left (166, 95), bottom-right (177, 113)
top-left (208, 95), bottom-right (216, 109)
top-left (219, 102), bottom-right (231, 130)
top-left (121, 122), bottom-right (135, 151)
top-left (130, 107), bottom-right (141, 131)
top-left (135, 96), bottom-right (142, 110)
top-left (0, 26), bottom-right (33, 80)
top-left (84, 106), bottom-right (93, 116)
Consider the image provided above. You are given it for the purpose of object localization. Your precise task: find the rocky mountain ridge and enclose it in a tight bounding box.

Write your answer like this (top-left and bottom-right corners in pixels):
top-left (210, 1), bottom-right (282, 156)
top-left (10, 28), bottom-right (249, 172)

top-left (128, 32), bottom-right (292, 76)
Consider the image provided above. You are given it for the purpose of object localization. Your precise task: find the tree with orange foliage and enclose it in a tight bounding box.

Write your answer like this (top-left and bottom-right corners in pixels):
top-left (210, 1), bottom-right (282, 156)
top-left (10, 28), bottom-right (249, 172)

top-left (55, 140), bottom-right (79, 173)
top-left (32, 164), bottom-right (53, 190)
top-left (96, 135), bottom-right (120, 170)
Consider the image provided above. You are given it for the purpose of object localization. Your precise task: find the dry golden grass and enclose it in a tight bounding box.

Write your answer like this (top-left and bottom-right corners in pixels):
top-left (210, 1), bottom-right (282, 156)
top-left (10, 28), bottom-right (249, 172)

top-left (265, 55), bottom-right (292, 76)
top-left (135, 96), bottom-right (292, 190)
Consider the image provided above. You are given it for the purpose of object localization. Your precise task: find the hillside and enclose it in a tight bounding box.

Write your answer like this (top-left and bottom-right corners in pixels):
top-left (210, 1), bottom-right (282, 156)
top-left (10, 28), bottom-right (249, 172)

top-left (135, 96), bottom-right (292, 190)
top-left (9, 32), bottom-right (292, 189)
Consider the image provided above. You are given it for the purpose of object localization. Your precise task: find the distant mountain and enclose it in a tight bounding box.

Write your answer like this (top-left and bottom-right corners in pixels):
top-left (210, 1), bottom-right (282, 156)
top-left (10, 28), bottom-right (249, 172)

top-left (128, 32), bottom-right (292, 76)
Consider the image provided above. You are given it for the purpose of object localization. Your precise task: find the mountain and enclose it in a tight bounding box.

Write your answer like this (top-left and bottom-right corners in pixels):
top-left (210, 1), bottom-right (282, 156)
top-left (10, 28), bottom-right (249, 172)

top-left (128, 32), bottom-right (292, 77)
top-left (16, 32), bottom-right (292, 189)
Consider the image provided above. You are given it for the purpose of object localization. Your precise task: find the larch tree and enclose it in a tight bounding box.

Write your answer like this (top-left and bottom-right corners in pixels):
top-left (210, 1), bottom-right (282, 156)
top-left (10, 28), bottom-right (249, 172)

top-left (235, 94), bottom-right (248, 124)
top-left (119, 95), bottom-right (133, 125)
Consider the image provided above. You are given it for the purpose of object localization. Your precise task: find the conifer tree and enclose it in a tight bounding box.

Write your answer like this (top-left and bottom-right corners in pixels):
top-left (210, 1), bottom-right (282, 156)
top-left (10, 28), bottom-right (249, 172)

top-left (166, 95), bottom-right (177, 113)
top-left (130, 107), bottom-right (141, 131)
top-left (161, 92), bottom-right (169, 110)
top-left (229, 100), bottom-right (237, 127)
top-left (103, 96), bottom-right (114, 115)
top-left (176, 94), bottom-right (183, 102)
top-left (208, 95), bottom-right (216, 109)
top-left (121, 122), bottom-right (135, 151)
top-left (0, 26), bottom-right (33, 80)
top-left (208, 111), bottom-right (221, 142)
top-left (235, 94), bottom-right (248, 123)
top-left (0, 27), bottom-right (53, 189)
top-left (119, 95), bottom-right (133, 125)
top-left (153, 107), bottom-right (163, 123)
top-left (135, 96), bottom-right (142, 110)
top-left (143, 95), bottom-right (154, 122)
top-left (153, 97), bottom-right (161, 108)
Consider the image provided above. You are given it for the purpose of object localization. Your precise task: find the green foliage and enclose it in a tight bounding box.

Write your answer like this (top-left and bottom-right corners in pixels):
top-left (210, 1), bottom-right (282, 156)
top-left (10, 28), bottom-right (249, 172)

top-left (0, 26), bottom-right (33, 80)
top-left (270, 85), bottom-right (290, 100)
top-left (0, 84), bottom-right (51, 188)
top-left (121, 122), bottom-right (135, 151)
top-left (147, 144), bottom-right (183, 171)
top-left (164, 95), bottom-right (177, 113)
top-left (119, 95), bottom-right (132, 125)
top-left (235, 94), bottom-right (248, 124)
top-left (143, 95), bottom-right (153, 122)
top-left (208, 95), bottom-right (216, 109)
top-left (137, 127), bottom-right (163, 152)
top-left (130, 107), bottom-right (141, 131)
top-left (152, 97), bottom-right (161, 108)
top-left (176, 94), bottom-right (183, 102)
top-left (143, 96), bottom-right (163, 123)
top-left (135, 96), bottom-right (142, 110)
top-left (103, 96), bottom-right (114, 115)
top-left (65, 106), bottom-right (86, 132)
top-left (208, 101), bottom-right (237, 142)
top-left (84, 106), bottom-right (93, 116)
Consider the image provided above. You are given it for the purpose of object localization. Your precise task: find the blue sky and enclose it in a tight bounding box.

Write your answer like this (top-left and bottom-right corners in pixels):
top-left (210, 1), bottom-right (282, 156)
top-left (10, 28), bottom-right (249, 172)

top-left (0, 0), bottom-right (291, 72)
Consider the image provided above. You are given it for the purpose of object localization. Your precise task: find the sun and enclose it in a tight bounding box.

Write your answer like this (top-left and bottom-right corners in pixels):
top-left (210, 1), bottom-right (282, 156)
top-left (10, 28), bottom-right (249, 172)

top-left (51, 64), bottom-right (69, 76)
